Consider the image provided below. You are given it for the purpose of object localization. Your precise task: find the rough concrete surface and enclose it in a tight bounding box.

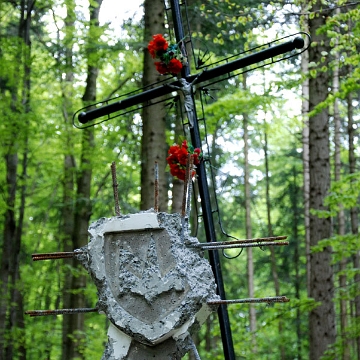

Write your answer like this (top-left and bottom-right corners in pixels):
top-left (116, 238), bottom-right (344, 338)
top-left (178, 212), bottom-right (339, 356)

top-left (76, 210), bottom-right (219, 359)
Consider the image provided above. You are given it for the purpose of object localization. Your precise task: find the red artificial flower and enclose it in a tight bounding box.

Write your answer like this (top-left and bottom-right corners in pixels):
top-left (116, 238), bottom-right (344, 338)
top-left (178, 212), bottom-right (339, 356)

top-left (166, 58), bottom-right (183, 75)
top-left (148, 34), bottom-right (168, 58)
top-left (155, 61), bottom-right (169, 75)
top-left (166, 140), bottom-right (202, 181)
top-left (148, 34), bottom-right (184, 75)
top-left (193, 147), bottom-right (201, 165)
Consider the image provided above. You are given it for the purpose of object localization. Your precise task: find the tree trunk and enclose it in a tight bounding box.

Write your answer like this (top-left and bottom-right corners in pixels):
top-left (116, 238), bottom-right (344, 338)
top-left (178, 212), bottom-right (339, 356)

top-left (243, 74), bottom-right (256, 353)
top-left (61, 2), bottom-right (77, 358)
top-left (347, 91), bottom-right (360, 360)
top-left (301, 9), bottom-right (311, 298)
top-left (62, 1), bottom-right (102, 358)
top-left (264, 128), bottom-right (284, 359)
top-left (141, 0), bottom-right (167, 211)
top-left (333, 27), bottom-right (349, 359)
top-left (308, 1), bottom-right (336, 358)
top-left (291, 165), bottom-right (302, 360)
top-left (0, 0), bottom-right (32, 357)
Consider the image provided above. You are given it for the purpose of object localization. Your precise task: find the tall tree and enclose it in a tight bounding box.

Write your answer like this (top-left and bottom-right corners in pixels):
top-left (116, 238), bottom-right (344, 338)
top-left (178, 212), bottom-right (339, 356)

top-left (308, 1), bottom-right (336, 358)
top-left (347, 91), bottom-right (360, 360)
top-left (243, 74), bottom-right (257, 353)
top-left (0, 0), bottom-right (33, 358)
top-left (300, 4), bottom-right (311, 297)
top-left (332, 17), bottom-right (349, 358)
top-left (60, 1), bottom-right (77, 357)
top-left (62, 1), bottom-right (102, 358)
top-left (141, 0), bottom-right (167, 211)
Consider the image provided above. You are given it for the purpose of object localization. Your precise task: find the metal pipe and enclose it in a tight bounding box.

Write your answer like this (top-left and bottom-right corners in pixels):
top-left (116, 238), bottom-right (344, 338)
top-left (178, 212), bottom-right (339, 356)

top-left (77, 37), bottom-right (304, 124)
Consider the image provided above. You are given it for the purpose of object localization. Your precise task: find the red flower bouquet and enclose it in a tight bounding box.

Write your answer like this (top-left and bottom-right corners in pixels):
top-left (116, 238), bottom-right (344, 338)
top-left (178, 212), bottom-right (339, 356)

top-left (148, 34), bottom-right (186, 75)
top-left (166, 140), bottom-right (202, 181)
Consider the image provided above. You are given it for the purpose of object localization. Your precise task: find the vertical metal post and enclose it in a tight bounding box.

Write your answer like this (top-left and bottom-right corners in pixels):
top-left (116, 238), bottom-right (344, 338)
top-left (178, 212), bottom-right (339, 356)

top-left (169, 0), bottom-right (236, 358)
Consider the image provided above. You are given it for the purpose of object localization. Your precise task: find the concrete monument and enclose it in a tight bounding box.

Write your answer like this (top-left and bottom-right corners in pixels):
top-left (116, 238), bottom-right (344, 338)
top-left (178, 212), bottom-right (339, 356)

top-left (75, 210), bottom-right (219, 359)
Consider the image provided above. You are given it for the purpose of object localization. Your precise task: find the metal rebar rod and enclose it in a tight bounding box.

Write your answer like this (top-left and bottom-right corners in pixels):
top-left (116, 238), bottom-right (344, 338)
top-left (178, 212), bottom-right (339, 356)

top-left (208, 296), bottom-right (290, 305)
top-left (190, 235), bottom-right (288, 248)
top-left (186, 155), bottom-right (194, 219)
top-left (31, 252), bottom-right (81, 261)
top-left (111, 161), bottom-right (121, 216)
top-left (25, 307), bottom-right (98, 317)
top-left (190, 338), bottom-right (202, 360)
top-left (182, 154), bottom-right (191, 217)
top-left (199, 241), bottom-right (289, 251)
top-left (154, 161), bottom-right (159, 212)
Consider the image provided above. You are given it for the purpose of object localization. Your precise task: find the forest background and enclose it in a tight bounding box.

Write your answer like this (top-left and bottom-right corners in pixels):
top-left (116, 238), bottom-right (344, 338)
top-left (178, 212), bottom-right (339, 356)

top-left (1, 0), bottom-right (360, 359)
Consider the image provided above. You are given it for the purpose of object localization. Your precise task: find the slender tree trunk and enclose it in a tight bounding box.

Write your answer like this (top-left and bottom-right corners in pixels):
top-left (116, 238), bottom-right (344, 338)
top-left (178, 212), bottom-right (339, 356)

top-left (291, 165), bottom-right (302, 360)
top-left (63, 2), bottom-right (102, 358)
top-left (263, 128), bottom-right (284, 359)
top-left (141, 0), bottom-right (167, 211)
top-left (308, 1), bottom-right (336, 358)
top-left (347, 92), bottom-right (360, 360)
top-left (61, 2), bottom-right (77, 358)
top-left (333, 29), bottom-right (349, 359)
top-left (243, 74), bottom-right (256, 353)
top-left (300, 6), bottom-right (311, 298)
top-left (300, 9), bottom-right (310, 360)
top-left (0, 0), bottom-right (32, 357)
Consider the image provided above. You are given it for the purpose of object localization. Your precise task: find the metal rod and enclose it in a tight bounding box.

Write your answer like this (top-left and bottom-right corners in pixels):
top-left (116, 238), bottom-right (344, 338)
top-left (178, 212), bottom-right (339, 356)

top-left (25, 308), bottom-right (98, 317)
top-left (199, 241), bottom-right (289, 250)
top-left (182, 154), bottom-right (191, 217)
top-left (190, 338), bottom-right (202, 360)
top-left (111, 161), bottom-right (121, 216)
top-left (31, 252), bottom-right (81, 261)
top-left (77, 37), bottom-right (305, 124)
top-left (186, 155), bottom-right (194, 219)
top-left (154, 161), bottom-right (159, 212)
top-left (190, 235), bottom-right (288, 248)
top-left (208, 296), bottom-right (290, 305)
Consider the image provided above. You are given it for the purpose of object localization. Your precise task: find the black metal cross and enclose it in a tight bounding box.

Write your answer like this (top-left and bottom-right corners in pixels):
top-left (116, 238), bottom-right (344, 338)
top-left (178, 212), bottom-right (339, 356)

top-left (75, 1), bottom-right (306, 358)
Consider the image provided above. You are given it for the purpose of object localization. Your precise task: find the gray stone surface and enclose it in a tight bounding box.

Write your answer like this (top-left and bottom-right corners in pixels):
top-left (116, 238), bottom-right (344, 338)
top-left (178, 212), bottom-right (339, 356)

top-left (76, 210), bottom-right (219, 359)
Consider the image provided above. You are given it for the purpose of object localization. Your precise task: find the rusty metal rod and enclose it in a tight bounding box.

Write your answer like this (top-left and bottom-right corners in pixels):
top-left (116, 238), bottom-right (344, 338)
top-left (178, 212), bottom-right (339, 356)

top-left (154, 161), bottom-right (159, 212)
top-left (31, 251), bottom-right (82, 261)
top-left (190, 235), bottom-right (288, 248)
top-left (111, 161), bottom-right (121, 216)
top-left (196, 241), bottom-right (289, 250)
top-left (208, 296), bottom-right (290, 305)
top-left (186, 155), bottom-right (194, 219)
top-left (25, 307), bottom-right (98, 317)
top-left (182, 154), bottom-right (191, 217)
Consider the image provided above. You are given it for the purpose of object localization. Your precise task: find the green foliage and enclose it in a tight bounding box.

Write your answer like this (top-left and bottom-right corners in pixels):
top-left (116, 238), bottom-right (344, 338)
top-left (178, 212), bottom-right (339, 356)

top-left (1, 0), bottom-right (360, 358)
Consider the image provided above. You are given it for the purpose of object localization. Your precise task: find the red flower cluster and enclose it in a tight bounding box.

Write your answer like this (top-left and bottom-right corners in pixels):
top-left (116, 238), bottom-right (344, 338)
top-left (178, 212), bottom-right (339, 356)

top-left (166, 140), bottom-right (202, 181)
top-left (155, 58), bottom-right (183, 75)
top-left (148, 34), bottom-right (168, 58)
top-left (148, 34), bottom-right (183, 75)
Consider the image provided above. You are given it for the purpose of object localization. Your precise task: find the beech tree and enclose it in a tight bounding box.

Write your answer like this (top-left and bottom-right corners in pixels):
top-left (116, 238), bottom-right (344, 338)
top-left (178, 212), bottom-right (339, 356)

top-left (307, 1), bottom-right (336, 358)
top-left (0, 0), bottom-right (33, 357)
top-left (141, 0), bottom-right (167, 211)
